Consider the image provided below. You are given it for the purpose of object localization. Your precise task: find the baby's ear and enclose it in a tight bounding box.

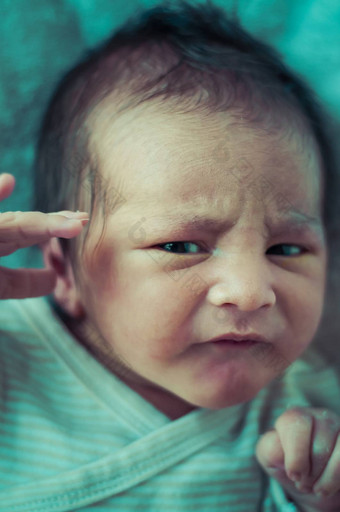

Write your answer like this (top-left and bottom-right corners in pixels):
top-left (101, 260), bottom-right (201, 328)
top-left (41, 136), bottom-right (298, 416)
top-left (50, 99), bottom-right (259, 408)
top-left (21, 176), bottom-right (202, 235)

top-left (41, 237), bottom-right (85, 319)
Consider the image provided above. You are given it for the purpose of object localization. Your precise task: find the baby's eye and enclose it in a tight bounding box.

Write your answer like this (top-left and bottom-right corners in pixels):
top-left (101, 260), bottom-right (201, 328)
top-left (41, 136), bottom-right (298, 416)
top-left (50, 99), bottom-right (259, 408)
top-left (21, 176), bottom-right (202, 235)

top-left (157, 241), bottom-right (203, 254)
top-left (156, 242), bottom-right (307, 257)
top-left (267, 244), bottom-right (306, 256)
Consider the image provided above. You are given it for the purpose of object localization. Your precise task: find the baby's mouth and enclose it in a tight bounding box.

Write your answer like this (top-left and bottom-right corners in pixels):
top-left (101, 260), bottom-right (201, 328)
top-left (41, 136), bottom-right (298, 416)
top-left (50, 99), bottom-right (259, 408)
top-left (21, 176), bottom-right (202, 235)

top-left (206, 332), bottom-right (269, 344)
top-left (209, 338), bottom-right (259, 350)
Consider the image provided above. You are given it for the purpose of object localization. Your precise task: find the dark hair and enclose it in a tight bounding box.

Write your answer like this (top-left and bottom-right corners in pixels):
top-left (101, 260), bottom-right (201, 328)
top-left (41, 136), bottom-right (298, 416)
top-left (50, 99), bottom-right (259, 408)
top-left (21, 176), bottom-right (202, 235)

top-left (34, 0), bottom-right (338, 261)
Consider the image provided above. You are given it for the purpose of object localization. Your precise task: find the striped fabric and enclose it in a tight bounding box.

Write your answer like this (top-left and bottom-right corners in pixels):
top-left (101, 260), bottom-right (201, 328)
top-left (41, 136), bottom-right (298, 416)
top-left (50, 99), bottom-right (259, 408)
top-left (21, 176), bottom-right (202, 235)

top-left (1, 297), bottom-right (339, 511)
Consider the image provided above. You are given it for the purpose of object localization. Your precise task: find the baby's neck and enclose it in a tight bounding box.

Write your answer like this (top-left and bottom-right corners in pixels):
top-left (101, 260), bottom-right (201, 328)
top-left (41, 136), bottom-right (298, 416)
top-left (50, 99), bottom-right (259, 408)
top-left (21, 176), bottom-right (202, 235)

top-left (126, 380), bottom-right (197, 420)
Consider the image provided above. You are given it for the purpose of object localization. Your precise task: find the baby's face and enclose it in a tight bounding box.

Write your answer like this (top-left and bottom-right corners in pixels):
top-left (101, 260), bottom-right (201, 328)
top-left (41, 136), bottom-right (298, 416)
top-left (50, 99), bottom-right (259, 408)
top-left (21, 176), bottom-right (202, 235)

top-left (76, 104), bottom-right (327, 417)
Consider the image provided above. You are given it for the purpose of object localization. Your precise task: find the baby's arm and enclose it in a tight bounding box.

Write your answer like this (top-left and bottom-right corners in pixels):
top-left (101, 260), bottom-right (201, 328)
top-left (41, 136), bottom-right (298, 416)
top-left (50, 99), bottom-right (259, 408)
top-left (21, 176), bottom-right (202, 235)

top-left (256, 407), bottom-right (340, 511)
top-left (0, 173), bottom-right (88, 299)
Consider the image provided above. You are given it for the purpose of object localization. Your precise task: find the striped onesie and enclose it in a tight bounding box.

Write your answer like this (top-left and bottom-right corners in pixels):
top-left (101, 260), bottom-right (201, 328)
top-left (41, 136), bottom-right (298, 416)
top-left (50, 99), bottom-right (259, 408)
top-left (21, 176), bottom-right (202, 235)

top-left (1, 297), bottom-right (339, 511)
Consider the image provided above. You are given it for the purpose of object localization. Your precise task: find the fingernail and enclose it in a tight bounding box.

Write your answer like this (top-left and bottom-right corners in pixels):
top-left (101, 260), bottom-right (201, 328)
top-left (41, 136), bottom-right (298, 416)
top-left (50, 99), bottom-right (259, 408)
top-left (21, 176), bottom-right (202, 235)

top-left (58, 218), bottom-right (89, 230)
top-left (62, 211), bottom-right (89, 219)
top-left (266, 466), bottom-right (285, 477)
top-left (268, 464), bottom-right (284, 471)
top-left (295, 482), bottom-right (312, 493)
top-left (289, 472), bottom-right (301, 482)
top-left (314, 488), bottom-right (329, 498)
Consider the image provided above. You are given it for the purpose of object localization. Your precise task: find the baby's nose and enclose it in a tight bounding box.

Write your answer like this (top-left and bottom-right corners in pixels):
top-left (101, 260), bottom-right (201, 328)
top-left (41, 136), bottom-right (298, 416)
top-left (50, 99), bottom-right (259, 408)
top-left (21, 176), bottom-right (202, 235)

top-left (206, 252), bottom-right (276, 312)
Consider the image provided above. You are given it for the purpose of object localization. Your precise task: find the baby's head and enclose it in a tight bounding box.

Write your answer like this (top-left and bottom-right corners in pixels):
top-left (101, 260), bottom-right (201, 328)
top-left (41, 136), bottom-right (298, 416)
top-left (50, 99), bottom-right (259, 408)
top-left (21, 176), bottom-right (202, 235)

top-left (35, 2), bottom-right (337, 417)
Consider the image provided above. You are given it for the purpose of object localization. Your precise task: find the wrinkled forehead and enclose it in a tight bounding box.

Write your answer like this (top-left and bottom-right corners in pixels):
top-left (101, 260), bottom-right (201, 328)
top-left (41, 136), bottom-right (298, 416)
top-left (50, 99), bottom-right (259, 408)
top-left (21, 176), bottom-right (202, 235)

top-left (87, 98), bottom-right (323, 198)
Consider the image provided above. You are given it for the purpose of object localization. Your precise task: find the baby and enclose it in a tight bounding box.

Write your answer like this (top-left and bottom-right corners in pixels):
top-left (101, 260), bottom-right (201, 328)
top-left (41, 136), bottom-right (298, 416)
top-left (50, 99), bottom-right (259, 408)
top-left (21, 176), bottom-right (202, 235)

top-left (1, 2), bottom-right (340, 511)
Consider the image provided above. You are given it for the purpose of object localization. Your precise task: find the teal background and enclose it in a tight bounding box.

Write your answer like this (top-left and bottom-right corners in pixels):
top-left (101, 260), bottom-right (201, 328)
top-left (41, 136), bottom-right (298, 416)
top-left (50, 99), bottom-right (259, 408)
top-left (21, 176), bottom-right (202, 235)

top-left (1, 0), bottom-right (339, 268)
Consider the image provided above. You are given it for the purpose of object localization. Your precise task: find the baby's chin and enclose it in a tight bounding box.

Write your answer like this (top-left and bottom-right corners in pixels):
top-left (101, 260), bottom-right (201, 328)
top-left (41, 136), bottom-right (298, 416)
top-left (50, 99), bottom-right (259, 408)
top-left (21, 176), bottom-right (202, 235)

top-left (188, 391), bottom-right (258, 411)
top-left (173, 383), bottom-right (257, 411)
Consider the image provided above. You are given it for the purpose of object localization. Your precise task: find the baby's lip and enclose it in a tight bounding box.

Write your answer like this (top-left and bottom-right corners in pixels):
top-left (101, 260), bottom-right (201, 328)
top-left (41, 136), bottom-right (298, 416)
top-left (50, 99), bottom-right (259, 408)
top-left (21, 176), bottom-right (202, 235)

top-left (206, 332), bottom-right (269, 344)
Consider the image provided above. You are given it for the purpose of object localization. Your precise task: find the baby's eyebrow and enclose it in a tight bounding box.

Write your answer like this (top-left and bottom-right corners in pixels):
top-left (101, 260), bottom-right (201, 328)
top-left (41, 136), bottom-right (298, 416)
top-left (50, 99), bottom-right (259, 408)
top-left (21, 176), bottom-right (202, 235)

top-left (149, 210), bottom-right (324, 238)
top-left (264, 215), bottom-right (325, 242)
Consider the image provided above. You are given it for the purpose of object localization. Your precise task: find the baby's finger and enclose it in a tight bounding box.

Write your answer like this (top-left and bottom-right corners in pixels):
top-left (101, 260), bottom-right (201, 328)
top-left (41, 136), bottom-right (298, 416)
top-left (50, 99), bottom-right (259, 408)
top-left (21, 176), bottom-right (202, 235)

top-left (0, 173), bottom-right (16, 201)
top-left (0, 211), bottom-right (89, 255)
top-left (298, 409), bottom-right (340, 491)
top-left (313, 431), bottom-right (340, 497)
top-left (274, 407), bottom-right (313, 482)
top-left (0, 267), bottom-right (57, 299)
top-left (255, 429), bottom-right (284, 469)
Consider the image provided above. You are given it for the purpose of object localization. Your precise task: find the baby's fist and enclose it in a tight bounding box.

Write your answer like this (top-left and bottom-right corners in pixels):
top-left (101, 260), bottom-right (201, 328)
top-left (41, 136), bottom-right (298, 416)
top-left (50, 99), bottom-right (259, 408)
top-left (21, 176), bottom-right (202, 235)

top-left (256, 407), bottom-right (340, 511)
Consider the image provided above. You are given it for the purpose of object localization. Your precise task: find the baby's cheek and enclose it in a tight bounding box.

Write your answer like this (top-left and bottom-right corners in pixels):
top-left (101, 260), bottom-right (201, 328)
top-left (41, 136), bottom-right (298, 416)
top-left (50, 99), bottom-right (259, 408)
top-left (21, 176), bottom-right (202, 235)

top-left (144, 271), bottom-right (210, 359)
top-left (289, 289), bottom-right (324, 354)
top-left (141, 303), bottom-right (197, 361)
top-left (81, 240), bottom-right (117, 293)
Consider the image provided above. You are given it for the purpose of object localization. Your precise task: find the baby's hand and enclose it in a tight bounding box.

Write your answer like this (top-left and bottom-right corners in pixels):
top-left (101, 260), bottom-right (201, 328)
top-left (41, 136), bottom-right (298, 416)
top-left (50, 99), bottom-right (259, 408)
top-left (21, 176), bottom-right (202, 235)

top-left (256, 407), bottom-right (340, 512)
top-left (0, 173), bottom-right (89, 299)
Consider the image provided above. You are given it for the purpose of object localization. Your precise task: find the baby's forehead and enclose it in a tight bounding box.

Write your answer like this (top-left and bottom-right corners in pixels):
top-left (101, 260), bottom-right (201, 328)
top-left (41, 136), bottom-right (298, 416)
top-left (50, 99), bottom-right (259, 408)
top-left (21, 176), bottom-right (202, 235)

top-left (88, 99), bottom-right (322, 173)
top-left (87, 101), bottom-right (323, 228)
